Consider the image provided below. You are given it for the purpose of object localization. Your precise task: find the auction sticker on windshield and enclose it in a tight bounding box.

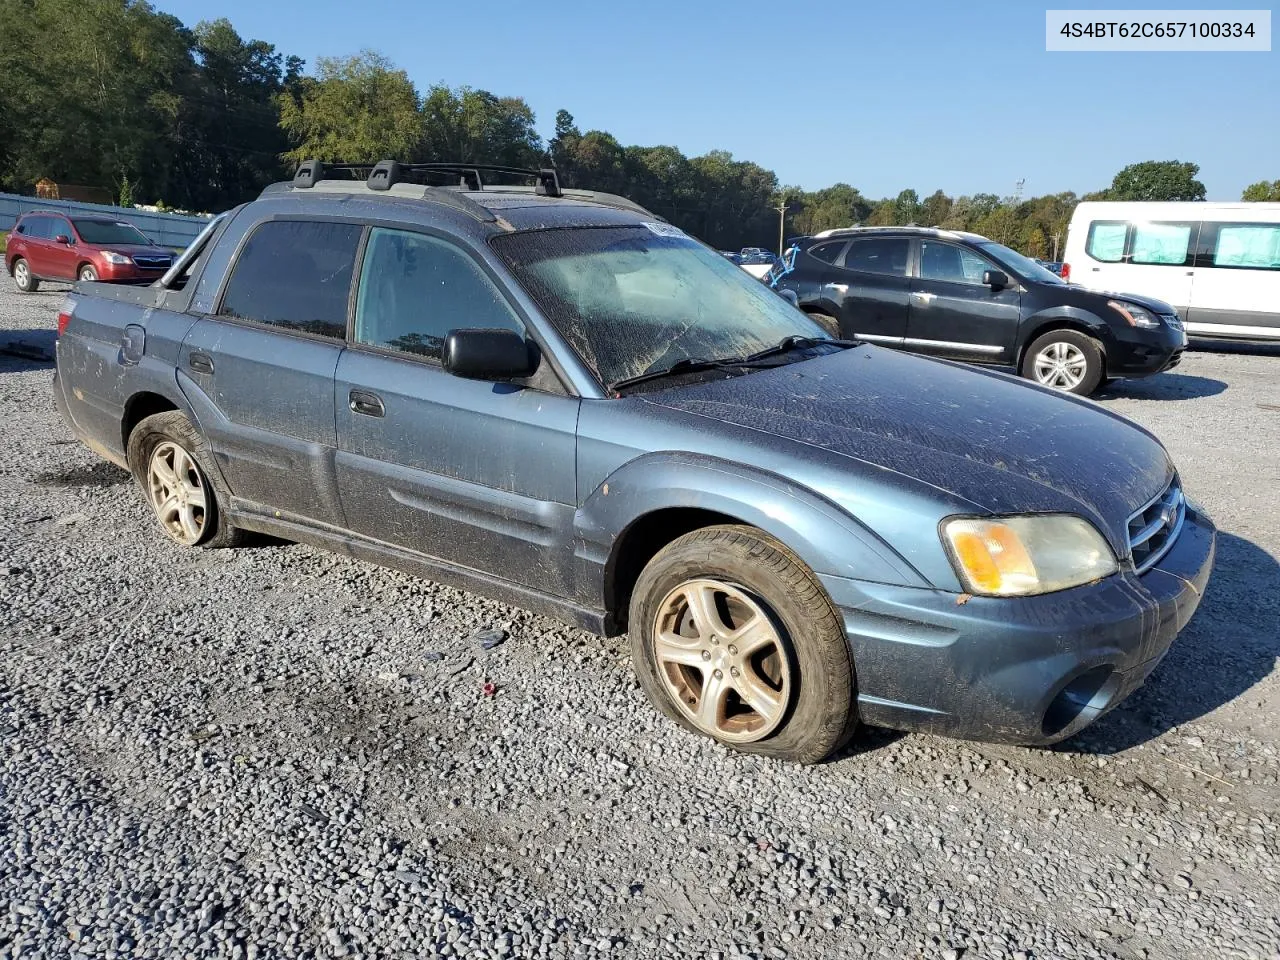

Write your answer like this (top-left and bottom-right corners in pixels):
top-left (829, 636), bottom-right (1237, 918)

top-left (642, 221), bottom-right (689, 239)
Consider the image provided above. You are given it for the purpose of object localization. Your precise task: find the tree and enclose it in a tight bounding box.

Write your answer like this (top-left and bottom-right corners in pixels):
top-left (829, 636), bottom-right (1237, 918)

top-left (1102, 160), bottom-right (1206, 202)
top-left (892, 189), bottom-right (921, 225)
top-left (420, 86), bottom-right (544, 168)
top-left (1242, 179), bottom-right (1280, 201)
top-left (919, 189), bottom-right (953, 227)
top-left (279, 52), bottom-right (421, 164)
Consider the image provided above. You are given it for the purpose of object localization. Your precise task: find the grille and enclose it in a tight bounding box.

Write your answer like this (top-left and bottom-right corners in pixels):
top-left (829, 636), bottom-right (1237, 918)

top-left (132, 255), bottom-right (171, 270)
top-left (1128, 476), bottom-right (1185, 574)
top-left (1164, 312), bottom-right (1184, 331)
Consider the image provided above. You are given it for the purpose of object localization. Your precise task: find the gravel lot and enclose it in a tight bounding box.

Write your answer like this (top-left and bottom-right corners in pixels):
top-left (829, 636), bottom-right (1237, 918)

top-left (2, 281), bottom-right (1278, 960)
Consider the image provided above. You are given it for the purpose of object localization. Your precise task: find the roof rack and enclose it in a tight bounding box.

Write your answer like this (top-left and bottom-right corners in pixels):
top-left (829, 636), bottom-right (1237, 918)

top-left (291, 159), bottom-right (562, 197)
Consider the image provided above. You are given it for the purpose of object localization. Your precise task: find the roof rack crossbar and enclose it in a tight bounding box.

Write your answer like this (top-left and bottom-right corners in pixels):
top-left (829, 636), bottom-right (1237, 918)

top-left (291, 159), bottom-right (561, 197)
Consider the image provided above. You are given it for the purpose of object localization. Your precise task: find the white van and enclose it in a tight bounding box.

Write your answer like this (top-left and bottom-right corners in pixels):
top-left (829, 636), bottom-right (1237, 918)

top-left (1063, 201), bottom-right (1280, 341)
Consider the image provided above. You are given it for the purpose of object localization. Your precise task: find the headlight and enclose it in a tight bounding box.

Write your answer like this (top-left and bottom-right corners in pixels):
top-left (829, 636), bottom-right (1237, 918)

top-left (1108, 300), bottom-right (1161, 329)
top-left (941, 515), bottom-right (1117, 597)
top-left (101, 251), bottom-right (132, 265)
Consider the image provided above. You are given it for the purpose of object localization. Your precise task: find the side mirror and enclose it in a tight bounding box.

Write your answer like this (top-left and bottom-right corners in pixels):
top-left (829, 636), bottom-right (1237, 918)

top-left (983, 269), bottom-right (1009, 289)
top-left (55, 234), bottom-right (71, 245)
top-left (442, 328), bottom-right (535, 381)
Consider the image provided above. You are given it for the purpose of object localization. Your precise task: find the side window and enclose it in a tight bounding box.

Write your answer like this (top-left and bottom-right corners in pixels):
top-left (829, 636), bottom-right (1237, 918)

top-left (13, 219), bottom-right (28, 235)
top-left (1130, 222), bottom-right (1194, 266)
top-left (354, 228), bottom-right (523, 361)
top-left (22, 217), bottom-right (49, 239)
top-left (807, 241), bottom-right (847, 264)
top-left (50, 218), bottom-right (72, 241)
top-left (218, 220), bottom-right (362, 339)
top-left (919, 241), bottom-right (993, 284)
top-left (1086, 221), bottom-right (1127, 262)
top-left (1211, 223), bottom-right (1280, 270)
top-left (843, 238), bottom-right (909, 277)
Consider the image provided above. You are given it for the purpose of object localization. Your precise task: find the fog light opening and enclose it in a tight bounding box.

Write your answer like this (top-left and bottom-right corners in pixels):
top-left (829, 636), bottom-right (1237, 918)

top-left (1041, 666), bottom-right (1117, 738)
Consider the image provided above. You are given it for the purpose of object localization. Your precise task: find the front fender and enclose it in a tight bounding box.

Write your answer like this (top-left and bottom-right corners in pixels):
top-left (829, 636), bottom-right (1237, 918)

top-left (1022, 306), bottom-right (1113, 347)
top-left (576, 451), bottom-right (931, 590)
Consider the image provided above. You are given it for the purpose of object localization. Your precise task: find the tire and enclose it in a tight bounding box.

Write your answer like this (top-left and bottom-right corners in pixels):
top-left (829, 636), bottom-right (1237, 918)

top-left (628, 524), bottom-right (857, 764)
top-left (126, 410), bottom-right (244, 549)
top-left (12, 258), bottom-right (39, 293)
top-left (805, 310), bottom-right (840, 338)
top-left (78, 264), bottom-right (98, 282)
top-left (1020, 328), bottom-right (1104, 396)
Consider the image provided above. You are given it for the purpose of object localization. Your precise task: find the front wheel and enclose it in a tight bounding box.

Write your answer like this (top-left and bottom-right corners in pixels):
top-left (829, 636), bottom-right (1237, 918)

top-left (78, 264), bottom-right (98, 282)
top-left (12, 258), bottom-right (39, 293)
top-left (1020, 329), bottom-right (1104, 395)
top-left (628, 525), bottom-right (857, 764)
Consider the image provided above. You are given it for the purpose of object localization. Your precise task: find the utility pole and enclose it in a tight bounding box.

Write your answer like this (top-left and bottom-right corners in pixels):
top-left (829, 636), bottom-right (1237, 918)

top-left (774, 201), bottom-right (790, 256)
top-left (1051, 230), bottom-right (1062, 261)
top-left (1014, 178), bottom-right (1025, 204)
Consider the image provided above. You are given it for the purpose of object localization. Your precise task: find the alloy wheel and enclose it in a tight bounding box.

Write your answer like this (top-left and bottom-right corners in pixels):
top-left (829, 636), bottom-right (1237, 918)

top-left (147, 441), bottom-right (208, 545)
top-left (79, 266), bottom-right (97, 282)
top-left (14, 261), bottom-right (29, 288)
top-left (652, 578), bottom-right (792, 743)
top-left (1033, 341), bottom-right (1088, 390)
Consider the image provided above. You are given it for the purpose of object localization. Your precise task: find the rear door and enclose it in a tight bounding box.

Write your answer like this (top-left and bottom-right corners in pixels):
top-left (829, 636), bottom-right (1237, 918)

top-left (334, 226), bottom-right (580, 595)
top-left (177, 218), bottom-right (362, 526)
top-left (1118, 220), bottom-right (1199, 317)
top-left (1186, 221), bottom-right (1280, 337)
top-left (832, 237), bottom-right (911, 341)
top-left (18, 215), bottom-right (54, 275)
top-left (905, 239), bottom-right (1021, 360)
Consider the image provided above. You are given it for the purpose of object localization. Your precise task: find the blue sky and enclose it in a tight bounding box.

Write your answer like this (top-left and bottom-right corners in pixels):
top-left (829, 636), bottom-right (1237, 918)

top-left (156, 0), bottom-right (1278, 200)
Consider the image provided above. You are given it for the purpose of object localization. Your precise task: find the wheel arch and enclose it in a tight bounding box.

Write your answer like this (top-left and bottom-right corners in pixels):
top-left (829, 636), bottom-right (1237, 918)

top-left (1018, 310), bottom-right (1111, 370)
top-left (581, 452), bottom-right (928, 634)
top-left (121, 390), bottom-right (183, 456)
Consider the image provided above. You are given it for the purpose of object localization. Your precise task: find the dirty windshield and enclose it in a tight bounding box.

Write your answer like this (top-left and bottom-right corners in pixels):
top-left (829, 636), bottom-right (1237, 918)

top-left (492, 224), bottom-right (827, 387)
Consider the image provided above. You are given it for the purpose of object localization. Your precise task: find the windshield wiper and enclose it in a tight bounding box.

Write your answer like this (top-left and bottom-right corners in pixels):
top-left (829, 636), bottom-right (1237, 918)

top-left (609, 356), bottom-right (746, 394)
top-left (743, 335), bottom-right (859, 363)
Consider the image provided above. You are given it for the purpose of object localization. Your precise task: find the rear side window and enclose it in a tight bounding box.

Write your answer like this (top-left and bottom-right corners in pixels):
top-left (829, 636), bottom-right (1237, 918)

top-left (1130, 222), bottom-right (1195, 266)
top-left (1085, 221), bottom-right (1127, 262)
top-left (806, 241), bottom-right (847, 264)
top-left (844, 238), bottom-right (909, 276)
top-left (219, 220), bottom-right (362, 339)
top-left (1212, 224), bottom-right (1280, 270)
top-left (19, 216), bottom-right (49, 239)
top-left (354, 228), bottom-right (523, 360)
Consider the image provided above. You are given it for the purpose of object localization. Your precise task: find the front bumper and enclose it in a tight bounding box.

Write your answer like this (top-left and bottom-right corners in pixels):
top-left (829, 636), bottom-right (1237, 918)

top-left (96, 261), bottom-right (167, 284)
top-left (1105, 322), bottom-right (1188, 378)
top-left (820, 504), bottom-right (1215, 745)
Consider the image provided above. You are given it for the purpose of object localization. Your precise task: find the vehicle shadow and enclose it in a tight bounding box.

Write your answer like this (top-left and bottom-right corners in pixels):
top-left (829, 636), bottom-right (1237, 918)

top-left (1062, 531), bottom-right (1280, 755)
top-left (1095, 372), bottom-right (1227, 401)
top-left (1191, 338), bottom-right (1280, 358)
top-left (0, 329), bottom-right (56, 370)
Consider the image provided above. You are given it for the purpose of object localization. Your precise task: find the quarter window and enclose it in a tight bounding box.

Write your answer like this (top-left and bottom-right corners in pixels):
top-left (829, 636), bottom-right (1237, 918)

top-left (843, 238), bottom-right (910, 277)
top-left (919, 241), bottom-right (992, 284)
top-left (1130, 222), bottom-right (1194, 265)
top-left (1213, 224), bottom-right (1280, 270)
top-left (1085, 221), bottom-right (1127, 262)
top-left (218, 220), bottom-right (362, 339)
top-left (807, 241), bottom-right (847, 264)
top-left (354, 228), bottom-right (523, 360)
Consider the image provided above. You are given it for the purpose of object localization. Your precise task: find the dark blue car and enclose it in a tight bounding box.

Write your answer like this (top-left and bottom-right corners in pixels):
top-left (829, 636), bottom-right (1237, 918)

top-left (52, 161), bottom-right (1215, 763)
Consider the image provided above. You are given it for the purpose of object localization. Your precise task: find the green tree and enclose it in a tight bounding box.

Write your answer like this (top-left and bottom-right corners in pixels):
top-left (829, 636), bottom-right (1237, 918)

top-left (892, 188), bottom-right (921, 225)
top-left (279, 52), bottom-right (421, 165)
top-left (1242, 179), bottom-right (1280, 201)
top-left (919, 189), bottom-right (953, 227)
top-left (1102, 160), bottom-right (1206, 202)
top-left (420, 85), bottom-right (543, 168)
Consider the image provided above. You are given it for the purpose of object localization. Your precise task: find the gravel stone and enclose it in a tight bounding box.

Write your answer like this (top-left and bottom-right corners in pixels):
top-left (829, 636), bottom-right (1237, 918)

top-left (2, 284), bottom-right (1278, 959)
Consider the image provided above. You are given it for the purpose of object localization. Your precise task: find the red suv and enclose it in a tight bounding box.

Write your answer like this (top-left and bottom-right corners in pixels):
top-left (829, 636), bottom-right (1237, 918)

top-left (6, 211), bottom-right (173, 292)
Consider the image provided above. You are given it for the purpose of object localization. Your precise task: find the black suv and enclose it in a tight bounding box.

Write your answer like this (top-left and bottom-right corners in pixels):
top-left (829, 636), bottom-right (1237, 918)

top-left (773, 227), bottom-right (1187, 395)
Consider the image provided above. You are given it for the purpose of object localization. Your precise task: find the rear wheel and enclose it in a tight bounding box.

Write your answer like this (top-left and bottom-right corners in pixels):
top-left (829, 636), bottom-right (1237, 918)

top-left (78, 264), bottom-right (98, 282)
top-left (126, 410), bottom-right (244, 548)
top-left (12, 258), bottom-right (39, 293)
top-left (629, 525), bottom-right (857, 764)
top-left (1021, 329), bottom-right (1104, 396)
top-left (805, 310), bottom-right (840, 338)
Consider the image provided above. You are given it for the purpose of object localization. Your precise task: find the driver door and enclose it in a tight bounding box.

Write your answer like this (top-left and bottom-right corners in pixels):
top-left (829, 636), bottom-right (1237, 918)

top-left (334, 227), bottom-right (581, 596)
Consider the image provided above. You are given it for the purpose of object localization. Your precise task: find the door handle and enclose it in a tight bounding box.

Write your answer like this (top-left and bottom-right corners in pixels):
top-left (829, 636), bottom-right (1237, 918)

top-left (188, 351), bottom-right (214, 374)
top-left (348, 389), bottom-right (385, 418)
top-left (1090, 267), bottom-right (1101, 272)
top-left (910, 292), bottom-right (936, 304)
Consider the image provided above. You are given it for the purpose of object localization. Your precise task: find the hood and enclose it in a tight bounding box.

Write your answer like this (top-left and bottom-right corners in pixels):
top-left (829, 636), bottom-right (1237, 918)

top-left (1059, 283), bottom-right (1177, 315)
top-left (640, 346), bottom-right (1172, 553)
top-left (98, 244), bottom-right (170, 259)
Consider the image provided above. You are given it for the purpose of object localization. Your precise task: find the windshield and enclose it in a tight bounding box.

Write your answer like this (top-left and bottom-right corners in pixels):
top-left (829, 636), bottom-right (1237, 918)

top-left (978, 241), bottom-right (1064, 284)
top-left (492, 224), bottom-right (829, 387)
top-left (73, 219), bottom-right (152, 245)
